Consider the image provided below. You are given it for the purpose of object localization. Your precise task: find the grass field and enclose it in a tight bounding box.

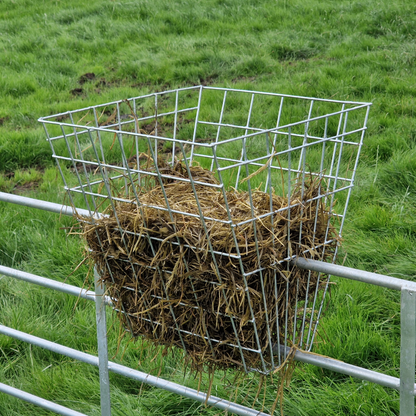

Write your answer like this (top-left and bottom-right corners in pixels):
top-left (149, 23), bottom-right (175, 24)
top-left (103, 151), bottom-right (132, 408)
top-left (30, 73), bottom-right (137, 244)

top-left (1, 0), bottom-right (416, 414)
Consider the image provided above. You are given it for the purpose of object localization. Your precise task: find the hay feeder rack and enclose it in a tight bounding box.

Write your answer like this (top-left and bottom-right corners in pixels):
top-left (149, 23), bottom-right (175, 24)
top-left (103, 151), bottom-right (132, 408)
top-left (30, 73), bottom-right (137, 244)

top-left (39, 85), bottom-right (372, 412)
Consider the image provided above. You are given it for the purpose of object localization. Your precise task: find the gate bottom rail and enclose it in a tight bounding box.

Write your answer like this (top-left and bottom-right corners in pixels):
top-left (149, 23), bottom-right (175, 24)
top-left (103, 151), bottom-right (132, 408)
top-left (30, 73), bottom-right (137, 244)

top-left (0, 325), bottom-right (268, 416)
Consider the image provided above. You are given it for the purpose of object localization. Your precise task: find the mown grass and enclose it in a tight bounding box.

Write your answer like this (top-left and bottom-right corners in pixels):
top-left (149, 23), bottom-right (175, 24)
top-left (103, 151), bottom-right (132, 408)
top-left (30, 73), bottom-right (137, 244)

top-left (1, 0), bottom-right (416, 414)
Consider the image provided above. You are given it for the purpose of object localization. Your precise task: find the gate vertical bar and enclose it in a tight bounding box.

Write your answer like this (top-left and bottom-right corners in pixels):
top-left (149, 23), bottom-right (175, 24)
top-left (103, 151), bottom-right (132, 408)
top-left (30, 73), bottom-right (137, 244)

top-left (94, 268), bottom-right (112, 416)
top-left (400, 285), bottom-right (416, 416)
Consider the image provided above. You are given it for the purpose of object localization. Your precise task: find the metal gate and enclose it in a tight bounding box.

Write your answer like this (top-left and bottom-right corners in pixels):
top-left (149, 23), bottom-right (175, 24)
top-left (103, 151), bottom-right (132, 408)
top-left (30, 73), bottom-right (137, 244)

top-left (0, 190), bottom-right (415, 416)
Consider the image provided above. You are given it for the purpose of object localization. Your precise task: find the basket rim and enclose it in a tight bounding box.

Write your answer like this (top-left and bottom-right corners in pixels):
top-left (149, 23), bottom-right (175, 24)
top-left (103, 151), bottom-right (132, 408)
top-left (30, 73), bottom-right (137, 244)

top-left (38, 84), bottom-right (372, 124)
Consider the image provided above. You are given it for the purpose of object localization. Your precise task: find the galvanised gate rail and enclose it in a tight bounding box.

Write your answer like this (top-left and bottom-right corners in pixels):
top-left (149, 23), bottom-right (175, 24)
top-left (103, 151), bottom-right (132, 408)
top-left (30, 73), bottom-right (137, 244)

top-left (0, 190), bottom-right (415, 416)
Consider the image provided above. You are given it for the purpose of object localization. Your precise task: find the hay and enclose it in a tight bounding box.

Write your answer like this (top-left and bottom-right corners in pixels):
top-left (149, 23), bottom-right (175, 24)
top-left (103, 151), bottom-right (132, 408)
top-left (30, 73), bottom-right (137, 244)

top-left (81, 162), bottom-right (338, 373)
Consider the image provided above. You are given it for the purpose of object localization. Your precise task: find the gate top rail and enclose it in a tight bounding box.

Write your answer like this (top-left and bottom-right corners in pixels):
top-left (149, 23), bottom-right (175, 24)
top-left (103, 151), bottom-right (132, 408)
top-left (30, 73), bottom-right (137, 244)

top-left (293, 257), bottom-right (416, 292)
top-left (0, 191), bottom-right (102, 219)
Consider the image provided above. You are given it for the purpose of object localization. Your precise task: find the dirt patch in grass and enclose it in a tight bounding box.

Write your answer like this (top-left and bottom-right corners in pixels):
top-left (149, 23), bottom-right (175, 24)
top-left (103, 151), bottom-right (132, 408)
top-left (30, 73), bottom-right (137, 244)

top-left (0, 167), bottom-right (45, 195)
top-left (0, 116), bottom-right (10, 126)
top-left (79, 72), bottom-right (96, 85)
top-left (70, 87), bottom-right (84, 96)
top-left (12, 181), bottom-right (40, 195)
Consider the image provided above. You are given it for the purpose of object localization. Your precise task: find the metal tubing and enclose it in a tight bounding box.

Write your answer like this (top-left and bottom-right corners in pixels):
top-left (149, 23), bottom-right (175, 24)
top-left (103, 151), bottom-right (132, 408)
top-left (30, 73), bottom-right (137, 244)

top-left (293, 257), bottom-right (416, 292)
top-left (0, 264), bottom-right (112, 306)
top-left (279, 347), bottom-right (410, 392)
top-left (400, 286), bottom-right (416, 415)
top-left (0, 382), bottom-right (88, 416)
top-left (0, 325), bottom-right (98, 366)
top-left (0, 325), bottom-right (268, 416)
top-left (0, 191), bottom-right (92, 217)
top-left (3, 262), bottom-right (414, 394)
top-left (94, 269), bottom-right (112, 416)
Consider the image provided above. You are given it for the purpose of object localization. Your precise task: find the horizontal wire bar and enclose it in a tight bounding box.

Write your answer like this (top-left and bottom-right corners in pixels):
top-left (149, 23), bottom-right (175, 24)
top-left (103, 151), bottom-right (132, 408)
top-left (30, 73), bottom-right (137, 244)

top-left (39, 85), bottom-right (201, 122)
top-left (203, 85), bottom-right (372, 106)
top-left (0, 383), bottom-right (88, 416)
top-left (57, 161), bottom-right (224, 190)
top-left (38, 85), bottom-right (371, 124)
top-left (40, 107), bottom-right (198, 140)
top-left (116, 312), bottom-right (260, 353)
top-left (0, 325), bottom-right (268, 416)
top-left (116, 292), bottom-right (255, 322)
top-left (197, 119), bottom-right (365, 146)
top-left (42, 104), bottom-right (369, 150)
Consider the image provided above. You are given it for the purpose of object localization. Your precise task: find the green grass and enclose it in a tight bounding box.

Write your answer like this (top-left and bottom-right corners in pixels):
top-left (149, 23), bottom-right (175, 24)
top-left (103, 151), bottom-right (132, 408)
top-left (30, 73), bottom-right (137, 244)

top-left (1, 0), bottom-right (416, 414)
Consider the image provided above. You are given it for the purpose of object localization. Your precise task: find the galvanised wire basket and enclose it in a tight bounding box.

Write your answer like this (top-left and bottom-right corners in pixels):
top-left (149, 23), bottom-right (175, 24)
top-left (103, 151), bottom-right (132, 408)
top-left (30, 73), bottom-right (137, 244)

top-left (39, 86), bottom-right (371, 374)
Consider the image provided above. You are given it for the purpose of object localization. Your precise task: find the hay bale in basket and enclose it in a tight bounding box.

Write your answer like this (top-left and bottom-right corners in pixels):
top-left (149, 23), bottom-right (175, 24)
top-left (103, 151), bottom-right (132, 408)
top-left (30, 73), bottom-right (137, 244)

top-left (81, 162), bottom-right (338, 373)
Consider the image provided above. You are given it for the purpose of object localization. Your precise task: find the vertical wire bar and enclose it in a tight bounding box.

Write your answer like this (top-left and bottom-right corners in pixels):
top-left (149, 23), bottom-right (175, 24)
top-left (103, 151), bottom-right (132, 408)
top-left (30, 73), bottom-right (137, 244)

top-left (264, 132), bottom-right (276, 370)
top-left (133, 98), bottom-right (138, 135)
top-left (306, 112), bottom-right (343, 349)
top-left (323, 108), bottom-right (348, 239)
top-left (305, 116), bottom-right (329, 348)
top-left (112, 134), bottom-right (163, 335)
top-left (266, 96), bottom-right (284, 193)
top-left (208, 148), bottom-right (259, 373)
top-left (270, 97), bottom-right (285, 365)
top-left (235, 93), bottom-right (255, 188)
top-left (242, 130), bottom-right (276, 370)
top-left (171, 90), bottom-right (179, 165)
top-left (347, 105), bottom-right (371, 182)
top-left (154, 94), bottom-right (158, 164)
top-left (68, 112), bottom-right (99, 211)
top-left (307, 110), bottom-right (361, 349)
top-left (292, 101), bottom-right (314, 345)
top-left (325, 104), bottom-right (345, 201)
top-left (272, 97), bottom-right (284, 150)
top-left (88, 133), bottom-right (154, 336)
top-left (337, 109), bottom-right (371, 235)
top-left (296, 100), bottom-right (314, 174)
top-left (400, 286), bottom-right (416, 416)
top-left (86, 130), bottom-right (110, 210)
top-left (182, 147), bottom-right (250, 371)
top-left (329, 111), bottom-right (348, 210)
top-left (321, 111), bottom-right (348, 256)
top-left (118, 101), bottom-right (130, 193)
top-left (94, 268), bottom-right (112, 416)
top-left (240, 138), bottom-right (270, 373)
top-left (270, 97), bottom-right (285, 367)
top-left (132, 98), bottom-right (142, 188)
top-left (43, 124), bottom-right (77, 211)
top-left (132, 97), bottom-right (139, 160)
top-left (297, 281), bottom-right (312, 348)
top-left (116, 101), bottom-right (122, 131)
top-left (146, 142), bottom-right (217, 358)
top-left (307, 249), bottom-right (340, 350)
top-left (210, 90), bottom-right (227, 172)
top-left (60, 126), bottom-right (94, 213)
top-left (91, 225), bottom-right (134, 335)
top-left (141, 141), bottom-right (190, 352)
top-left (190, 86), bottom-right (203, 164)
top-left (284, 127), bottom-right (292, 353)
top-left (92, 108), bottom-right (107, 167)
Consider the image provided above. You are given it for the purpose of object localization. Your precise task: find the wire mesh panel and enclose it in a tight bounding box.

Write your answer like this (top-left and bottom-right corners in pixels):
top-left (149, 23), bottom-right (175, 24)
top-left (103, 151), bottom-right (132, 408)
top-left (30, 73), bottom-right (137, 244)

top-left (40, 86), bottom-right (371, 375)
